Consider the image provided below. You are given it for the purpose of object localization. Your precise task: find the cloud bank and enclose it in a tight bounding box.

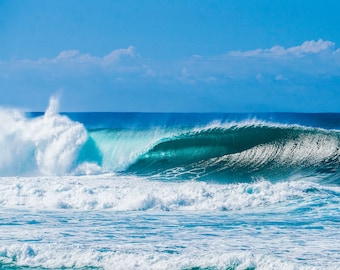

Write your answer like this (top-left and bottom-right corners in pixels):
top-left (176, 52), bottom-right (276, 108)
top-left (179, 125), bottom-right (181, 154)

top-left (1, 39), bottom-right (339, 84)
top-left (1, 39), bottom-right (340, 112)
top-left (229, 39), bottom-right (335, 57)
top-left (51, 46), bottom-right (136, 66)
top-left (179, 39), bottom-right (340, 84)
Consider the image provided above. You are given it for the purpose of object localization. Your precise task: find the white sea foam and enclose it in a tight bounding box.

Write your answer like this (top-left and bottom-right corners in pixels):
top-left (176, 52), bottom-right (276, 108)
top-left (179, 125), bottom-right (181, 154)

top-left (0, 232), bottom-right (339, 270)
top-left (0, 174), bottom-right (338, 211)
top-left (0, 97), bottom-right (99, 176)
top-left (2, 243), bottom-right (336, 270)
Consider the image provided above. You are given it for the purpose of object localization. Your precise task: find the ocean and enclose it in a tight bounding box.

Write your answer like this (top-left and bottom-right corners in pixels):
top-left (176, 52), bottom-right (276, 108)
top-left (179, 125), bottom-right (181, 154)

top-left (0, 98), bottom-right (340, 269)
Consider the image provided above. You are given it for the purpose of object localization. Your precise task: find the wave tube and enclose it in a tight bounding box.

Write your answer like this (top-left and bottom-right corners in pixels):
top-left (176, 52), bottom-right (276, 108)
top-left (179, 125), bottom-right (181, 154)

top-left (123, 123), bottom-right (340, 183)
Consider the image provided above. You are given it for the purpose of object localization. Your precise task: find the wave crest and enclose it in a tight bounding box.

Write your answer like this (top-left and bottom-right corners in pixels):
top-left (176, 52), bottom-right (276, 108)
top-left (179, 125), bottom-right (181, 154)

top-left (124, 123), bottom-right (340, 183)
top-left (1, 101), bottom-right (339, 184)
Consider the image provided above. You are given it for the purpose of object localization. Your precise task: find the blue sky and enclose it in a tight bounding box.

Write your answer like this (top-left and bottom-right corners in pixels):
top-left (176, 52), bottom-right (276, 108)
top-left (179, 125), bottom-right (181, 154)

top-left (1, 0), bottom-right (340, 112)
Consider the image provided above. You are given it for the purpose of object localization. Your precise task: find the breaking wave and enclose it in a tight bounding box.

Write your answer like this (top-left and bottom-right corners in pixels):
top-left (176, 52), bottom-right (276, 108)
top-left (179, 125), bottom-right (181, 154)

top-left (0, 97), bottom-right (339, 184)
top-left (123, 123), bottom-right (340, 183)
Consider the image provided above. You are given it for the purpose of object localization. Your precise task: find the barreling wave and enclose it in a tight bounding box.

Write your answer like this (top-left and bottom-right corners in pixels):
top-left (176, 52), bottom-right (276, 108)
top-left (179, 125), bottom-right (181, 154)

top-left (122, 123), bottom-right (340, 183)
top-left (0, 97), bottom-right (340, 184)
top-left (87, 121), bottom-right (340, 184)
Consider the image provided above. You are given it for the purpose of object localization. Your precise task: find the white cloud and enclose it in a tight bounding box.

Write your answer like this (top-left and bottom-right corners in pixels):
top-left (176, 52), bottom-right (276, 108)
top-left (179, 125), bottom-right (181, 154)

top-left (49, 46), bottom-right (137, 66)
top-left (48, 50), bottom-right (99, 65)
top-left (5, 46), bottom-right (137, 69)
top-left (230, 39), bottom-right (335, 57)
top-left (55, 50), bottom-right (81, 60)
top-left (229, 49), bottom-right (263, 57)
top-left (0, 46), bottom-right (147, 78)
top-left (176, 39), bottom-right (340, 83)
top-left (287, 39), bottom-right (334, 55)
top-left (103, 46), bottom-right (136, 64)
top-left (1, 40), bottom-right (339, 85)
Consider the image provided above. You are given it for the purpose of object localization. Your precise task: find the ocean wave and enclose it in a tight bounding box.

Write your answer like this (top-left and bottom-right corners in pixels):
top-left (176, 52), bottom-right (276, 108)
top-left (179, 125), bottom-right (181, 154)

top-left (0, 97), bottom-right (339, 184)
top-left (121, 123), bottom-right (340, 183)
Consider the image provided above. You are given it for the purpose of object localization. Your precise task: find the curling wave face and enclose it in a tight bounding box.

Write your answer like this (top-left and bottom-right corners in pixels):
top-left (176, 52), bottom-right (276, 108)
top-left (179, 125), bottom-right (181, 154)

top-left (122, 124), bottom-right (340, 183)
top-left (1, 98), bottom-right (340, 184)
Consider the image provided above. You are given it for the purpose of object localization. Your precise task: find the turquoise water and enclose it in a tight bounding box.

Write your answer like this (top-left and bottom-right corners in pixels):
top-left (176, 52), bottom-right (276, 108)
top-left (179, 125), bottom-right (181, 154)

top-left (0, 100), bottom-right (340, 269)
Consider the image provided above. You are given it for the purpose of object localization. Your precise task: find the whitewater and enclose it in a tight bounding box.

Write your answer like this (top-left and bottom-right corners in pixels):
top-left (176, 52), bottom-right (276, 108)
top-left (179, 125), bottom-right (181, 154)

top-left (0, 97), bottom-right (340, 269)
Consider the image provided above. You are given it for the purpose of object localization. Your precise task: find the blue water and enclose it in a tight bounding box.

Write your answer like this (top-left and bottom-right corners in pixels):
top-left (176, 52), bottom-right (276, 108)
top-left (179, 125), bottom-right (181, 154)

top-left (0, 98), bottom-right (339, 269)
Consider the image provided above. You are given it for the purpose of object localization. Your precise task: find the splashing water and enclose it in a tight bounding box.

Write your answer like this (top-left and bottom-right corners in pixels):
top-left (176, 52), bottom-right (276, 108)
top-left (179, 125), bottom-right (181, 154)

top-left (0, 97), bottom-right (100, 176)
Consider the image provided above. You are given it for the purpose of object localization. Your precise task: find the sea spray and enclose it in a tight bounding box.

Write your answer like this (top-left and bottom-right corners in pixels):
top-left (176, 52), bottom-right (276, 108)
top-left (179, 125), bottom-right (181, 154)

top-left (0, 97), bottom-right (100, 176)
